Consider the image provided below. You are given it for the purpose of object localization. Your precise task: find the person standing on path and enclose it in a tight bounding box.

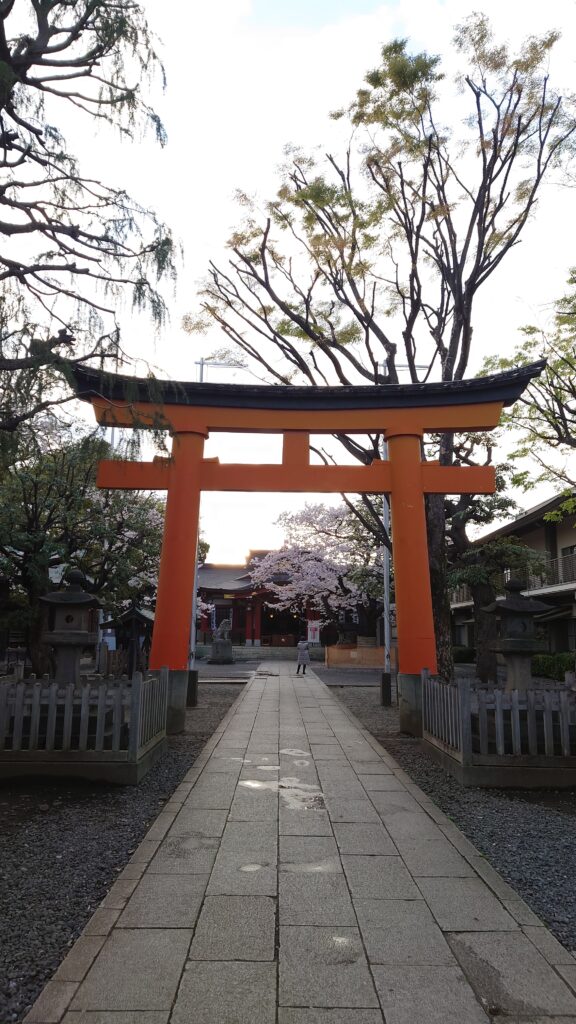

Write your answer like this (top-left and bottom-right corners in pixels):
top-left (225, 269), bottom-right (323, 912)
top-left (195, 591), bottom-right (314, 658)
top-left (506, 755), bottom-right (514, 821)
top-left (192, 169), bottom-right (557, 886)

top-left (296, 638), bottom-right (311, 674)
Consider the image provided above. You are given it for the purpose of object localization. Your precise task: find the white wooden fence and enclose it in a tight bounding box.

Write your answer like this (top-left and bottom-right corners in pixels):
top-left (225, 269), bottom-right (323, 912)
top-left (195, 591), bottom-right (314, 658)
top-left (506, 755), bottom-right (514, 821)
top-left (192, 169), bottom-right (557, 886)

top-left (0, 669), bottom-right (169, 773)
top-left (422, 670), bottom-right (576, 767)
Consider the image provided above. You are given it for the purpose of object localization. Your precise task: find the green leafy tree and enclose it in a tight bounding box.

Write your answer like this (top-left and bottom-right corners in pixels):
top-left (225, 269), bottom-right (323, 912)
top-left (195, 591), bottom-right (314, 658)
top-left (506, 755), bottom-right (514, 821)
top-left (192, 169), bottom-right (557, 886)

top-left (187, 14), bottom-right (576, 678)
top-left (0, 430), bottom-right (163, 669)
top-left (485, 273), bottom-right (576, 516)
top-left (444, 432), bottom-right (544, 681)
top-left (448, 537), bottom-right (545, 681)
top-left (0, 1), bottom-right (175, 441)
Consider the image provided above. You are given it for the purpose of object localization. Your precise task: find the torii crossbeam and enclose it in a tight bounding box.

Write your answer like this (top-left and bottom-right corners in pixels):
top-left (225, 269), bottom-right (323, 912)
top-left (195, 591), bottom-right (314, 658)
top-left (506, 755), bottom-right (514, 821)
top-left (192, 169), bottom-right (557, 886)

top-left (71, 362), bottom-right (544, 697)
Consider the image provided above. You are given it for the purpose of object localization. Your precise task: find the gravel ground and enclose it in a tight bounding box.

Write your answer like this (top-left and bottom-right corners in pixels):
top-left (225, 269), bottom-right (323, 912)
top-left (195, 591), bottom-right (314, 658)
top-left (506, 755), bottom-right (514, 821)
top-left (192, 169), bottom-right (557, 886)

top-left (0, 683), bottom-right (244, 1024)
top-left (312, 666), bottom-right (381, 687)
top-left (334, 685), bottom-right (576, 953)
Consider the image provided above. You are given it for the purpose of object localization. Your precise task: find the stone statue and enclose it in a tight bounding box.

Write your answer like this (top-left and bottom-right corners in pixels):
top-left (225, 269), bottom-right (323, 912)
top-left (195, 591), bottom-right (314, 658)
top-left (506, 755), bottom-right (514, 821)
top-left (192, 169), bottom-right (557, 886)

top-left (214, 618), bottom-right (232, 641)
top-left (209, 618), bottom-right (234, 664)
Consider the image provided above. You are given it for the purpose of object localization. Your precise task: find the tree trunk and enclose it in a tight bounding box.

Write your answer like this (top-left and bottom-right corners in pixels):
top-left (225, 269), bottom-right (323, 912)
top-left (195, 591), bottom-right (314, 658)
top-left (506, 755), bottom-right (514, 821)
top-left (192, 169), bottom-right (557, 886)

top-left (470, 581), bottom-right (498, 684)
top-left (426, 492), bottom-right (453, 682)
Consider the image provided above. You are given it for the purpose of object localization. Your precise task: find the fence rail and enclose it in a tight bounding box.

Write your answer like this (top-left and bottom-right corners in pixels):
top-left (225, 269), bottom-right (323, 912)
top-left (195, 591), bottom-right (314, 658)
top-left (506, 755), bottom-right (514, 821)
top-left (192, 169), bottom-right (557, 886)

top-left (422, 672), bottom-right (576, 765)
top-left (450, 553), bottom-right (576, 607)
top-left (525, 552), bottom-right (576, 590)
top-left (0, 669), bottom-right (169, 763)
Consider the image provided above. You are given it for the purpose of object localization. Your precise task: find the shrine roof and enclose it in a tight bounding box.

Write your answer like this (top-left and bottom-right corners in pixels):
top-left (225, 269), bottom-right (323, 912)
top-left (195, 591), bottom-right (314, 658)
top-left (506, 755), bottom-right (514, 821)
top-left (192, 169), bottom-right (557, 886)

top-left (70, 361), bottom-right (545, 411)
top-left (101, 606), bottom-right (155, 628)
top-left (198, 564), bottom-right (253, 592)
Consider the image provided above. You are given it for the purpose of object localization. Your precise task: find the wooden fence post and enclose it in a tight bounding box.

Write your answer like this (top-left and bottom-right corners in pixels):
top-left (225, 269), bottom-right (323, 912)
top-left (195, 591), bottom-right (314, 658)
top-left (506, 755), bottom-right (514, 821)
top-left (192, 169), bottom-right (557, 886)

top-left (459, 677), bottom-right (472, 765)
top-left (129, 672), bottom-right (142, 758)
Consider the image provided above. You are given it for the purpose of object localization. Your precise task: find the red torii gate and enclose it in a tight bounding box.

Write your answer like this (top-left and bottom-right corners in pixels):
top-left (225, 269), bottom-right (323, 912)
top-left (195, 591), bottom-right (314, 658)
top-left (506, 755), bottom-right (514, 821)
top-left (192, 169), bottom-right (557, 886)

top-left (72, 362), bottom-right (543, 709)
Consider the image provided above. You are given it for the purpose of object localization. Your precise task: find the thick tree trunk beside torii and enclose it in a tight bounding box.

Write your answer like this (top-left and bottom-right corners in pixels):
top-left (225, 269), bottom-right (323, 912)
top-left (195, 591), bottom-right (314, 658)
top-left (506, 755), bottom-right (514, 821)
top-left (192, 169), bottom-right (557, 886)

top-left (426, 494), bottom-right (453, 682)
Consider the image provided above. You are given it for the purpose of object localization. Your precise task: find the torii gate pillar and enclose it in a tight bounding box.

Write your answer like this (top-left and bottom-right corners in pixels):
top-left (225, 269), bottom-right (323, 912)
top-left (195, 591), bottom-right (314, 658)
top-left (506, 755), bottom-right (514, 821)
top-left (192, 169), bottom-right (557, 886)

top-left (387, 433), bottom-right (435, 733)
top-left (152, 432), bottom-right (205, 732)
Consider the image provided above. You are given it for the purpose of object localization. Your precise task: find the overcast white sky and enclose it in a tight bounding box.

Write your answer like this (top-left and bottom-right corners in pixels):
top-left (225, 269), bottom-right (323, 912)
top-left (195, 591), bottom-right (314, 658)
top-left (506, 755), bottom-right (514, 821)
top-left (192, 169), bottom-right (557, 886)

top-left (84, 0), bottom-right (576, 562)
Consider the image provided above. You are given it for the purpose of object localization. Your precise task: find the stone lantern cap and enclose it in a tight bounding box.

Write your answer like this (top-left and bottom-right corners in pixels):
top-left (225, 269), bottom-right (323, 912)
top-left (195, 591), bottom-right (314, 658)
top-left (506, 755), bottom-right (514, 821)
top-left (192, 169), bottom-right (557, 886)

top-left (482, 577), bottom-right (551, 617)
top-left (483, 577), bottom-right (552, 657)
top-left (40, 568), bottom-right (101, 608)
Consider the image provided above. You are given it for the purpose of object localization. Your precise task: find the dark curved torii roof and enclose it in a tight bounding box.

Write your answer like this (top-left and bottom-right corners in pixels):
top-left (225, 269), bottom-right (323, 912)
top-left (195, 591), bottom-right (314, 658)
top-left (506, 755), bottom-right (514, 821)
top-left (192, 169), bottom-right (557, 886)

top-left (70, 360), bottom-right (545, 411)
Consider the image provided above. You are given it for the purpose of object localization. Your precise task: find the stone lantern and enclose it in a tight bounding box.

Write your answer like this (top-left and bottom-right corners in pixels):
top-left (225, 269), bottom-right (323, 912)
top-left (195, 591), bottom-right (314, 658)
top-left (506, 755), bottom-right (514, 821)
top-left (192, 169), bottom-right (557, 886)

top-left (483, 578), bottom-right (551, 691)
top-left (40, 568), bottom-right (101, 684)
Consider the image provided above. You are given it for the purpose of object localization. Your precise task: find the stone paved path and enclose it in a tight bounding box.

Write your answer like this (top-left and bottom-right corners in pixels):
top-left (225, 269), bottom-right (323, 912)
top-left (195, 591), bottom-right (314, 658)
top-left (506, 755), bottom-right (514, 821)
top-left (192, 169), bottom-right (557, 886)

top-left (25, 666), bottom-right (576, 1024)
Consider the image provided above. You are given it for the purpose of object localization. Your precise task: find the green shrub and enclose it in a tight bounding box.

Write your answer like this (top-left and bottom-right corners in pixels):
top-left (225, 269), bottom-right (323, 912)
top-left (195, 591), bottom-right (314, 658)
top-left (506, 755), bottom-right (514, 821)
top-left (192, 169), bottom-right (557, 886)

top-left (532, 652), bottom-right (576, 680)
top-left (452, 646), bottom-right (476, 663)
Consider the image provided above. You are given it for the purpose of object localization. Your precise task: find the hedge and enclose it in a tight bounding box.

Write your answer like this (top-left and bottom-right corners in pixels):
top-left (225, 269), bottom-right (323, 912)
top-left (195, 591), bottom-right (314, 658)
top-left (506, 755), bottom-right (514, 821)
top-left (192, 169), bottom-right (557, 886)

top-left (531, 652), bottom-right (576, 681)
top-left (452, 646), bottom-right (476, 664)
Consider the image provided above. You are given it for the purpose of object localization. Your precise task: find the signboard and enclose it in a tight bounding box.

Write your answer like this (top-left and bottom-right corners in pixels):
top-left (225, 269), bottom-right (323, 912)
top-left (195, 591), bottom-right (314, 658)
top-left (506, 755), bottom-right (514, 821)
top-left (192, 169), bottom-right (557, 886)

top-left (307, 621), bottom-right (320, 645)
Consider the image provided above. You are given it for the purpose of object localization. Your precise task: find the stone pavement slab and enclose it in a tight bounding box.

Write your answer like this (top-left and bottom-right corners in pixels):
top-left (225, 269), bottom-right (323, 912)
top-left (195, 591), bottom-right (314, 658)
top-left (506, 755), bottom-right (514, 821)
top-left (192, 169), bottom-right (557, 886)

top-left (417, 876), bottom-right (518, 931)
top-left (278, 1012), bottom-right (384, 1024)
top-left (189, 895), bottom-right (275, 960)
top-left (279, 871), bottom-right (356, 926)
top-left (117, 873), bottom-right (208, 928)
top-left (448, 932), bottom-right (576, 1017)
top-left (69, 929), bottom-right (192, 1011)
top-left (279, 806), bottom-right (332, 835)
top-left (342, 854), bottom-right (421, 899)
top-left (172, 961), bottom-right (276, 1024)
top-left (63, 1015), bottom-right (170, 1024)
top-left (147, 835), bottom-right (219, 875)
top-left (372, 964), bottom-right (489, 1023)
top-left (332, 821), bottom-right (397, 855)
top-left (25, 665), bottom-right (576, 1024)
top-left (354, 897), bottom-right (456, 965)
top-left (279, 925), bottom-right (380, 1008)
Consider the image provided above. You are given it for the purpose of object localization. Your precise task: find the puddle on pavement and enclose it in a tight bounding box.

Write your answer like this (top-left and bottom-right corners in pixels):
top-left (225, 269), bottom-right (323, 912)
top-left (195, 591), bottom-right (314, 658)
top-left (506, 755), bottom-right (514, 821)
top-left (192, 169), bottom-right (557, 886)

top-left (280, 748), bottom-right (310, 757)
top-left (285, 859), bottom-right (336, 873)
top-left (239, 780), bottom-right (278, 791)
top-left (280, 777), bottom-right (326, 811)
top-left (238, 775), bottom-right (326, 811)
top-left (240, 863), bottom-right (264, 872)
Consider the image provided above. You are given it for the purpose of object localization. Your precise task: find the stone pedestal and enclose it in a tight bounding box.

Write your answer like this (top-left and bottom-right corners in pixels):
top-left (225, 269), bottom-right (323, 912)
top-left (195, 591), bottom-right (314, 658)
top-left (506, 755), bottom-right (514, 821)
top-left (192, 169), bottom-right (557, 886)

top-left (52, 643), bottom-right (83, 685)
top-left (167, 670), bottom-right (188, 734)
top-left (187, 669), bottom-right (198, 707)
top-left (398, 672), bottom-right (422, 737)
top-left (503, 652), bottom-right (537, 691)
top-left (209, 639), bottom-right (234, 664)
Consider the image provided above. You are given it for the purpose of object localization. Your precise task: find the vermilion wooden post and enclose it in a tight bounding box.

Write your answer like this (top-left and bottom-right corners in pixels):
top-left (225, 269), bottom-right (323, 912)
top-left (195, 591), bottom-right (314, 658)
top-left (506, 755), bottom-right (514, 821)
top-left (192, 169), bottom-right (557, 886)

top-left (387, 432), bottom-right (437, 676)
top-left (149, 432), bottom-right (205, 671)
top-left (245, 604), bottom-right (253, 646)
top-left (253, 597), bottom-right (262, 646)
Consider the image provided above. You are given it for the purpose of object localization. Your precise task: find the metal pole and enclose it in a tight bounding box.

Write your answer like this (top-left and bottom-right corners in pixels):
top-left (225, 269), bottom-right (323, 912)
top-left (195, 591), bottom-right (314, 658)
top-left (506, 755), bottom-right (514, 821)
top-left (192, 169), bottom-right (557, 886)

top-left (382, 440), bottom-right (392, 676)
top-left (188, 563), bottom-right (199, 671)
top-left (188, 356), bottom-right (205, 672)
top-left (378, 363), bottom-right (392, 679)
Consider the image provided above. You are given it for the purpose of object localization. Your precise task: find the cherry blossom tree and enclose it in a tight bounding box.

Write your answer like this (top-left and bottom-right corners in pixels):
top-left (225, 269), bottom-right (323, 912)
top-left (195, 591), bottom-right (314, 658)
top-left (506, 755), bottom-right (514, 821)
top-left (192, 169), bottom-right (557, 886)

top-left (277, 499), bottom-right (384, 563)
top-left (251, 501), bottom-right (383, 634)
